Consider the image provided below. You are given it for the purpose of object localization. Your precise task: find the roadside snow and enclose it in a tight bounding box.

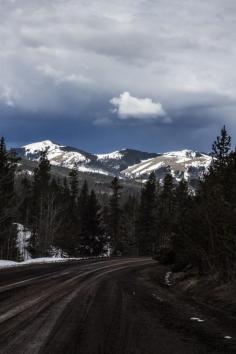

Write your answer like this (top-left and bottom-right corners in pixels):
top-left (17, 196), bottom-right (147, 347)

top-left (0, 254), bottom-right (111, 269)
top-left (190, 317), bottom-right (205, 323)
top-left (0, 260), bottom-right (18, 268)
top-left (165, 271), bottom-right (172, 286)
top-left (0, 257), bottom-right (82, 269)
top-left (22, 257), bottom-right (81, 264)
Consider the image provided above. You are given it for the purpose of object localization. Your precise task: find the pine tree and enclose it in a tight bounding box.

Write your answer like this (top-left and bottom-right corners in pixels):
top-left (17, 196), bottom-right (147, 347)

top-left (171, 179), bottom-right (192, 270)
top-left (18, 175), bottom-right (32, 227)
top-left (54, 176), bottom-right (77, 256)
top-left (85, 190), bottom-right (105, 256)
top-left (173, 127), bottom-right (236, 279)
top-left (212, 125), bottom-right (231, 170)
top-left (78, 180), bottom-right (89, 255)
top-left (136, 172), bottom-right (157, 256)
top-left (17, 174), bottom-right (32, 260)
top-left (29, 150), bottom-right (53, 257)
top-left (157, 173), bottom-right (175, 249)
top-left (0, 137), bottom-right (19, 260)
top-left (101, 204), bottom-right (111, 255)
top-left (33, 150), bottom-right (51, 194)
top-left (69, 166), bottom-right (79, 205)
top-left (194, 127), bottom-right (234, 276)
top-left (108, 177), bottom-right (123, 255)
top-left (122, 195), bottom-right (139, 255)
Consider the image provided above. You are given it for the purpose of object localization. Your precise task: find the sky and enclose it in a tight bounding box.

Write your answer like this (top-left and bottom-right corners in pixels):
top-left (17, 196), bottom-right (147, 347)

top-left (0, 0), bottom-right (236, 153)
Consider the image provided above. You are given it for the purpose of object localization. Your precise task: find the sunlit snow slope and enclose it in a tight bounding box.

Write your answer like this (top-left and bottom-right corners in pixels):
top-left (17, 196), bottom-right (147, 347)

top-left (13, 141), bottom-right (212, 183)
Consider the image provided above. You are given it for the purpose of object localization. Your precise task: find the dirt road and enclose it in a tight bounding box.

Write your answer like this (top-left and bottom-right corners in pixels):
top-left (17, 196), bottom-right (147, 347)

top-left (0, 258), bottom-right (235, 354)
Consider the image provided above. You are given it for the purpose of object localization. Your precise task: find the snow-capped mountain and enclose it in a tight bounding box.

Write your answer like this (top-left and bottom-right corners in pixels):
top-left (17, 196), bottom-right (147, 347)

top-left (96, 149), bottom-right (158, 172)
top-left (14, 140), bottom-right (112, 176)
top-left (12, 140), bottom-right (212, 183)
top-left (12, 141), bottom-right (158, 177)
top-left (121, 149), bottom-right (212, 182)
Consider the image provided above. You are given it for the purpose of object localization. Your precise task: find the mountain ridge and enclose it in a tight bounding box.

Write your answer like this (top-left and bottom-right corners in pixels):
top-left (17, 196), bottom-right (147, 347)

top-left (11, 140), bottom-right (212, 184)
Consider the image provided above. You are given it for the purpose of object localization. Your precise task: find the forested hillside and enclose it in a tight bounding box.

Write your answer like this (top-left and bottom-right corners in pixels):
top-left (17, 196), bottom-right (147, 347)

top-left (1, 127), bottom-right (236, 282)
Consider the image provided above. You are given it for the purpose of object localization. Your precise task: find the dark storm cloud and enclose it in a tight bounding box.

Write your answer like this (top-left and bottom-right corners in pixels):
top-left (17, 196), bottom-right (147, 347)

top-left (0, 0), bottom-right (236, 151)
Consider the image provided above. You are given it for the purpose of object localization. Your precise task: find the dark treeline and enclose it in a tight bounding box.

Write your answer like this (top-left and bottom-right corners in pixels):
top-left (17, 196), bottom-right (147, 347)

top-left (0, 140), bottom-right (138, 260)
top-left (1, 127), bottom-right (236, 282)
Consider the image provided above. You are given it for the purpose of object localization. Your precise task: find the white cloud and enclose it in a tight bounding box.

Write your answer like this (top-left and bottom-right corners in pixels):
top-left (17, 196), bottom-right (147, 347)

top-left (110, 92), bottom-right (167, 120)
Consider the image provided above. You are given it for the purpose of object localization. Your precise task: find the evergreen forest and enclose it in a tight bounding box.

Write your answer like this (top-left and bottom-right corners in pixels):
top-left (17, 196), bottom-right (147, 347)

top-left (1, 127), bottom-right (236, 282)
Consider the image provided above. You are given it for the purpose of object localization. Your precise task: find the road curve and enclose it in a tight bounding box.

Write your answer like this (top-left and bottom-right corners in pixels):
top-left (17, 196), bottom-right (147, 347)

top-left (0, 258), bottom-right (235, 354)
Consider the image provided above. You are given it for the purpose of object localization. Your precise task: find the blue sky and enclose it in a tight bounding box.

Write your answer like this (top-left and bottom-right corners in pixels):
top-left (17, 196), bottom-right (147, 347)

top-left (0, 0), bottom-right (236, 153)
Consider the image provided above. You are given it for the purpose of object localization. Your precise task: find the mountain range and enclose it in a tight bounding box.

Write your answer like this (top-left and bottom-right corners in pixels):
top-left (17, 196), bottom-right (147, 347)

top-left (12, 140), bottom-right (212, 185)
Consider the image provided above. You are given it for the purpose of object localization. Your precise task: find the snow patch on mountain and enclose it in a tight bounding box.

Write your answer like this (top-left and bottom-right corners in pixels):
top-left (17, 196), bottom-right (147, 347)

top-left (97, 150), bottom-right (124, 160)
top-left (163, 149), bottom-right (199, 159)
top-left (77, 165), bottom-right (111, 176)
top-left (23, 140), bottom-right (64, 156)
top-left (128, 160), bottom-right (164, 175)
top-left (14, 141), bottom-right (212, 184)
top-left (20, 140), bottom-right (113, 175)
top-left (23, 140), bottom-right (88, 165)
top-left (122, 149), bottom-right (212, 182)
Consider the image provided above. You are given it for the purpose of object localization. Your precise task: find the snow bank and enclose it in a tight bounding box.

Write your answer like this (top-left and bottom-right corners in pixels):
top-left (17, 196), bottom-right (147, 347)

top-left (0, 257), bottom-right (82, 269)
top-left (0, 260), bottom-right (18, 268)
top-left (0, 254), bottom-right (110, 269)
top-left (165, 271), bottom-right (172, 286)
top-left (190, 317), bottom-right (205, 323)
top-left (22, 257), bottom-right (81, 264)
